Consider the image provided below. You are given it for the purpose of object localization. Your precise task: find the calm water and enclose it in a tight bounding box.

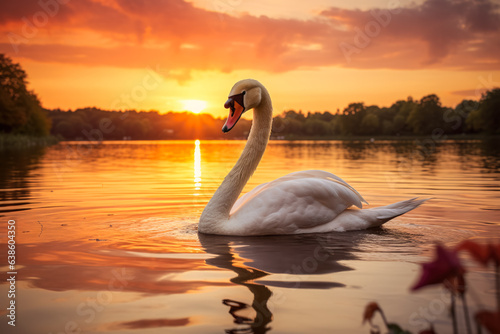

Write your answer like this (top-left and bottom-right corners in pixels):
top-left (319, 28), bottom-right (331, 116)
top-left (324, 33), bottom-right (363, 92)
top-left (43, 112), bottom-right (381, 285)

top-left (0, 139), bottom-right (499, 334)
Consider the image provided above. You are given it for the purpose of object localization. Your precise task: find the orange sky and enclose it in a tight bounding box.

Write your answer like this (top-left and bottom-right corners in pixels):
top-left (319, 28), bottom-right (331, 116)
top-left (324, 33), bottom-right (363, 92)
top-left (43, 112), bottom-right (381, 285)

top-left (1, 0), bottom-right (499, 118)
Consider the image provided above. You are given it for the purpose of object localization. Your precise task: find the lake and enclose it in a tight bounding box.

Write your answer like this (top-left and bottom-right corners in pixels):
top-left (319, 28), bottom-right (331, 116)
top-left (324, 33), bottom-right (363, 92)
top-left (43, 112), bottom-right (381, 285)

top-left (0, 139), bottom-right (499, 334)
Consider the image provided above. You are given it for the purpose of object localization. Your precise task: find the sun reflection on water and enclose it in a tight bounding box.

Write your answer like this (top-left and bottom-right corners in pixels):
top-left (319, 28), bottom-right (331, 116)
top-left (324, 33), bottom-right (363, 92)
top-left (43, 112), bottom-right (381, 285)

top-left (194, 139), bottom-right (202, 193)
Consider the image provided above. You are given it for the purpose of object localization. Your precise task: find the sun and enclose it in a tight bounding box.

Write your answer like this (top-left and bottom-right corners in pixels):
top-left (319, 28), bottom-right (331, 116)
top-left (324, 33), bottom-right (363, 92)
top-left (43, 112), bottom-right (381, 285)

top-left (181, 99), bottom-right (207, 114)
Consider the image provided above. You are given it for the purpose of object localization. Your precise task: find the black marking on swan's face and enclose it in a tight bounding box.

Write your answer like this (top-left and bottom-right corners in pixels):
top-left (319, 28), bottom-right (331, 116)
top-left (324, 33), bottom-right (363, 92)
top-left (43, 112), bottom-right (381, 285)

top-left (222, 91), bottom-right (246, 133)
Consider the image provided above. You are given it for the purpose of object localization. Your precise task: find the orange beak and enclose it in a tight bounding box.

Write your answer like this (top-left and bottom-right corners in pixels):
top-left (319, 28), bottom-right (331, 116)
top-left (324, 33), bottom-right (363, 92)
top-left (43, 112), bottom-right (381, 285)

top-left (222, 92), bottom-right (246, 133)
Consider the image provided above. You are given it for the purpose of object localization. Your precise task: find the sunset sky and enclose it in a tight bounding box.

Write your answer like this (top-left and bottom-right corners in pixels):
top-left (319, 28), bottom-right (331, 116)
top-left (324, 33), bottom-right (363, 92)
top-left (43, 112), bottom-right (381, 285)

top-left (1, 0), bottom-right (499, 118)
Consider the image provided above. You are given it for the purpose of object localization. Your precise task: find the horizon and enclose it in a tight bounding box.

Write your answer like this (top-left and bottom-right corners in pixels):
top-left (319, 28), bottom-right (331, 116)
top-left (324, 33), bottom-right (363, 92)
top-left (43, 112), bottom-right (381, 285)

top-left (42, 89), bottom-right (484, 117)
top-left (1, 0), bottom-right (499, 119)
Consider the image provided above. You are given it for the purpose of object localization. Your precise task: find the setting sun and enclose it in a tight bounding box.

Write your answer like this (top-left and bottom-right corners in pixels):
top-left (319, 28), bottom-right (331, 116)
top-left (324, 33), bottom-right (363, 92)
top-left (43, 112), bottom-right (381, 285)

top-left (181, 99), bottom-right (207, 114)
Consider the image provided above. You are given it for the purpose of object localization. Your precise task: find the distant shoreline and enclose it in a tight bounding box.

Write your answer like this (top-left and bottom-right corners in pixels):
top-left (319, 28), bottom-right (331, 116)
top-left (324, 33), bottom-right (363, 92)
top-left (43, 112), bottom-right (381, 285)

top-left (0, 134), bottom-right (59, 151)
top-left (56, 134), bottom-right (499, 142)
top-left (3, 133), bottom-right (497, 150)
top-left (269, 134), bottom-right (499, 141)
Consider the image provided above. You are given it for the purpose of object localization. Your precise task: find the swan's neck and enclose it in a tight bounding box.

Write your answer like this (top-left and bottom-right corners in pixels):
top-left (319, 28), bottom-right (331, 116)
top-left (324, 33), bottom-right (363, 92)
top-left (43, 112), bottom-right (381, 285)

top-left (199, 90), bottom-right (272, 234)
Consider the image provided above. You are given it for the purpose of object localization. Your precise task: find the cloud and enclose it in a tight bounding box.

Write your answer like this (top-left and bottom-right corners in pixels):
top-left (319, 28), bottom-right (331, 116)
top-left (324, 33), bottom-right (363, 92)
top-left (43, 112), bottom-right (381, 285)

top-left (324, 0), bottom-right (500, 68)
top-left (0, 0), bottom-right (498, 78)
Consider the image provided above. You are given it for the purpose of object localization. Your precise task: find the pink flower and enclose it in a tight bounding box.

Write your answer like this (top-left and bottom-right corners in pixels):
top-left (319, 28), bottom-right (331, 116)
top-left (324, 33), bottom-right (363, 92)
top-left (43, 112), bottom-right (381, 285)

top-left (411, 244), bottom-right (465, 291)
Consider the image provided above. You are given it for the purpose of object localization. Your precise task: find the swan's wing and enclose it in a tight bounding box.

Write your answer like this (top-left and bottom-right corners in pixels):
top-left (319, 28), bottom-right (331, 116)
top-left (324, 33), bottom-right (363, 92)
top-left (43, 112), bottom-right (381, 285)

top-left (229, 170), bottom-right (367, 232)
top-left (231, 170), bottom-right (366, 215)
top-left (270, 170), bottom-right (367, 205)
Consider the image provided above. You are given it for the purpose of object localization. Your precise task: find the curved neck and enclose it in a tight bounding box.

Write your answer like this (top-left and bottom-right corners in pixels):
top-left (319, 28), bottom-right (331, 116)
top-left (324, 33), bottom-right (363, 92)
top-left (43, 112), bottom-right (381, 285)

top-left (199, 88), bottom-right (273, 233)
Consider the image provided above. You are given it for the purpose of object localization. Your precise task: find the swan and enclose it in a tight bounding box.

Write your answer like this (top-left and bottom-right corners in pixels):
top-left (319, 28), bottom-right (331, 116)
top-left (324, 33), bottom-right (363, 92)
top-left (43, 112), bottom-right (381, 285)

top-left (199, 79), bottom-right (426, 235)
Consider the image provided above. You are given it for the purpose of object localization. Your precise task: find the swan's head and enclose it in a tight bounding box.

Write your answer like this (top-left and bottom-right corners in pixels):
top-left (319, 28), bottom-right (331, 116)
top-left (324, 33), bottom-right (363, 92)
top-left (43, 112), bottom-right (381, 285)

top-left (222, 79), bottom-right (263, 132)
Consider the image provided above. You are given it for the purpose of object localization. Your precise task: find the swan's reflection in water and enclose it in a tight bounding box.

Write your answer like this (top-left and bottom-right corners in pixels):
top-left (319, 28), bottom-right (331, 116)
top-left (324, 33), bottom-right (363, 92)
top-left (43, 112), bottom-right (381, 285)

top-left (199, 232), bottom-right (370, 333)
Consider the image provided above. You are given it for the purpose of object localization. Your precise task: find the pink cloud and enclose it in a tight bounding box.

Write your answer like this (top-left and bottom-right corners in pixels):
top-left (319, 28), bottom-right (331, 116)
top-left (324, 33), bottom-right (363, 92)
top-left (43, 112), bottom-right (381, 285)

top-left (0, 0), bottom-right (498, 77)
top-left (324, 0), bottom-right (500, 68)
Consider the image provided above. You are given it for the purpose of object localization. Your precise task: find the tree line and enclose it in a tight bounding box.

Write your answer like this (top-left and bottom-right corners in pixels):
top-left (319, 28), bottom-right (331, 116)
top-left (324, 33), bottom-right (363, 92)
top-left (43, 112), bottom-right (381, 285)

top-left (1, 54), bottom-right (499, 141)
top-left (47, 88), bottom-right (500, 140)
top-left (272, 91), bottom-right (500, 138)
top-left (46, 108), bottom-right (252, 140)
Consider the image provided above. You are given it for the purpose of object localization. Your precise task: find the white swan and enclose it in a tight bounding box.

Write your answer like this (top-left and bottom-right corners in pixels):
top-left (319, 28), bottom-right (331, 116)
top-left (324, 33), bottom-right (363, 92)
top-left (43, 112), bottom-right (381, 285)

top-left (199, 79), bottom-right (426, 236)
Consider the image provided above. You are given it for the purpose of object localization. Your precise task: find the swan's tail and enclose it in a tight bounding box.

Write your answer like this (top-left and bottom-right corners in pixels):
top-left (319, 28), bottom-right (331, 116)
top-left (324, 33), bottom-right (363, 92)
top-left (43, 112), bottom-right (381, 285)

top-left (365, 197), bottom-right (428, 227)
top-left (297, 197), bottom-right (428, 233)
top-left (314, 197), bottom-right (429, 232)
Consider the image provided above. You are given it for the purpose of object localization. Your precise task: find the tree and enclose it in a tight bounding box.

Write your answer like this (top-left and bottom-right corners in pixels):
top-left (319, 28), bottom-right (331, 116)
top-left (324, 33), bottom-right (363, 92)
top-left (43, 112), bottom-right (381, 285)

top-left (407, 94), bottom-right (444, 135)
top-left (341, 102), bottom-right (366, 135)
top-left (381, 119), bottom-right (394, 135)
top-left (0, 87), bottom-right (26, 131)
top-left (444, 99), bottom-right (478, 134)
top-left (390, 98), bottom-right (417, 134)
top-left (304, 118), bottom-right (329, 136)
top-left (0, 54), bottom-right (50, 136)
top-left (465, 109), bottom-right (483, 133)
top-left (329, 117), bottom-right (342, 135)
top-left (360, 113), bottom-right (380, 135)
top-left (283, 109), bottom-right (306, 122)
top-left (477, 89), bottom-right (500, 134)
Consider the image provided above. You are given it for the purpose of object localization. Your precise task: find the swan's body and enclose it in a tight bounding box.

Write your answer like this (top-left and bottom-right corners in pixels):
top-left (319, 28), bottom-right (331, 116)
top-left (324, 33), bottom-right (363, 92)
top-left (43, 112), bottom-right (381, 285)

top-left (199, 79), bottom-right (425, 236)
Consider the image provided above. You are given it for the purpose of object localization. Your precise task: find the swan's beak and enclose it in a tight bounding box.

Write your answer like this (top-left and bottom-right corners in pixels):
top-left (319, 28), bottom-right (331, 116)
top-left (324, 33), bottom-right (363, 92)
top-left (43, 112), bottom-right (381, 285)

top-left (222, 92), bottom-right (246, 133)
